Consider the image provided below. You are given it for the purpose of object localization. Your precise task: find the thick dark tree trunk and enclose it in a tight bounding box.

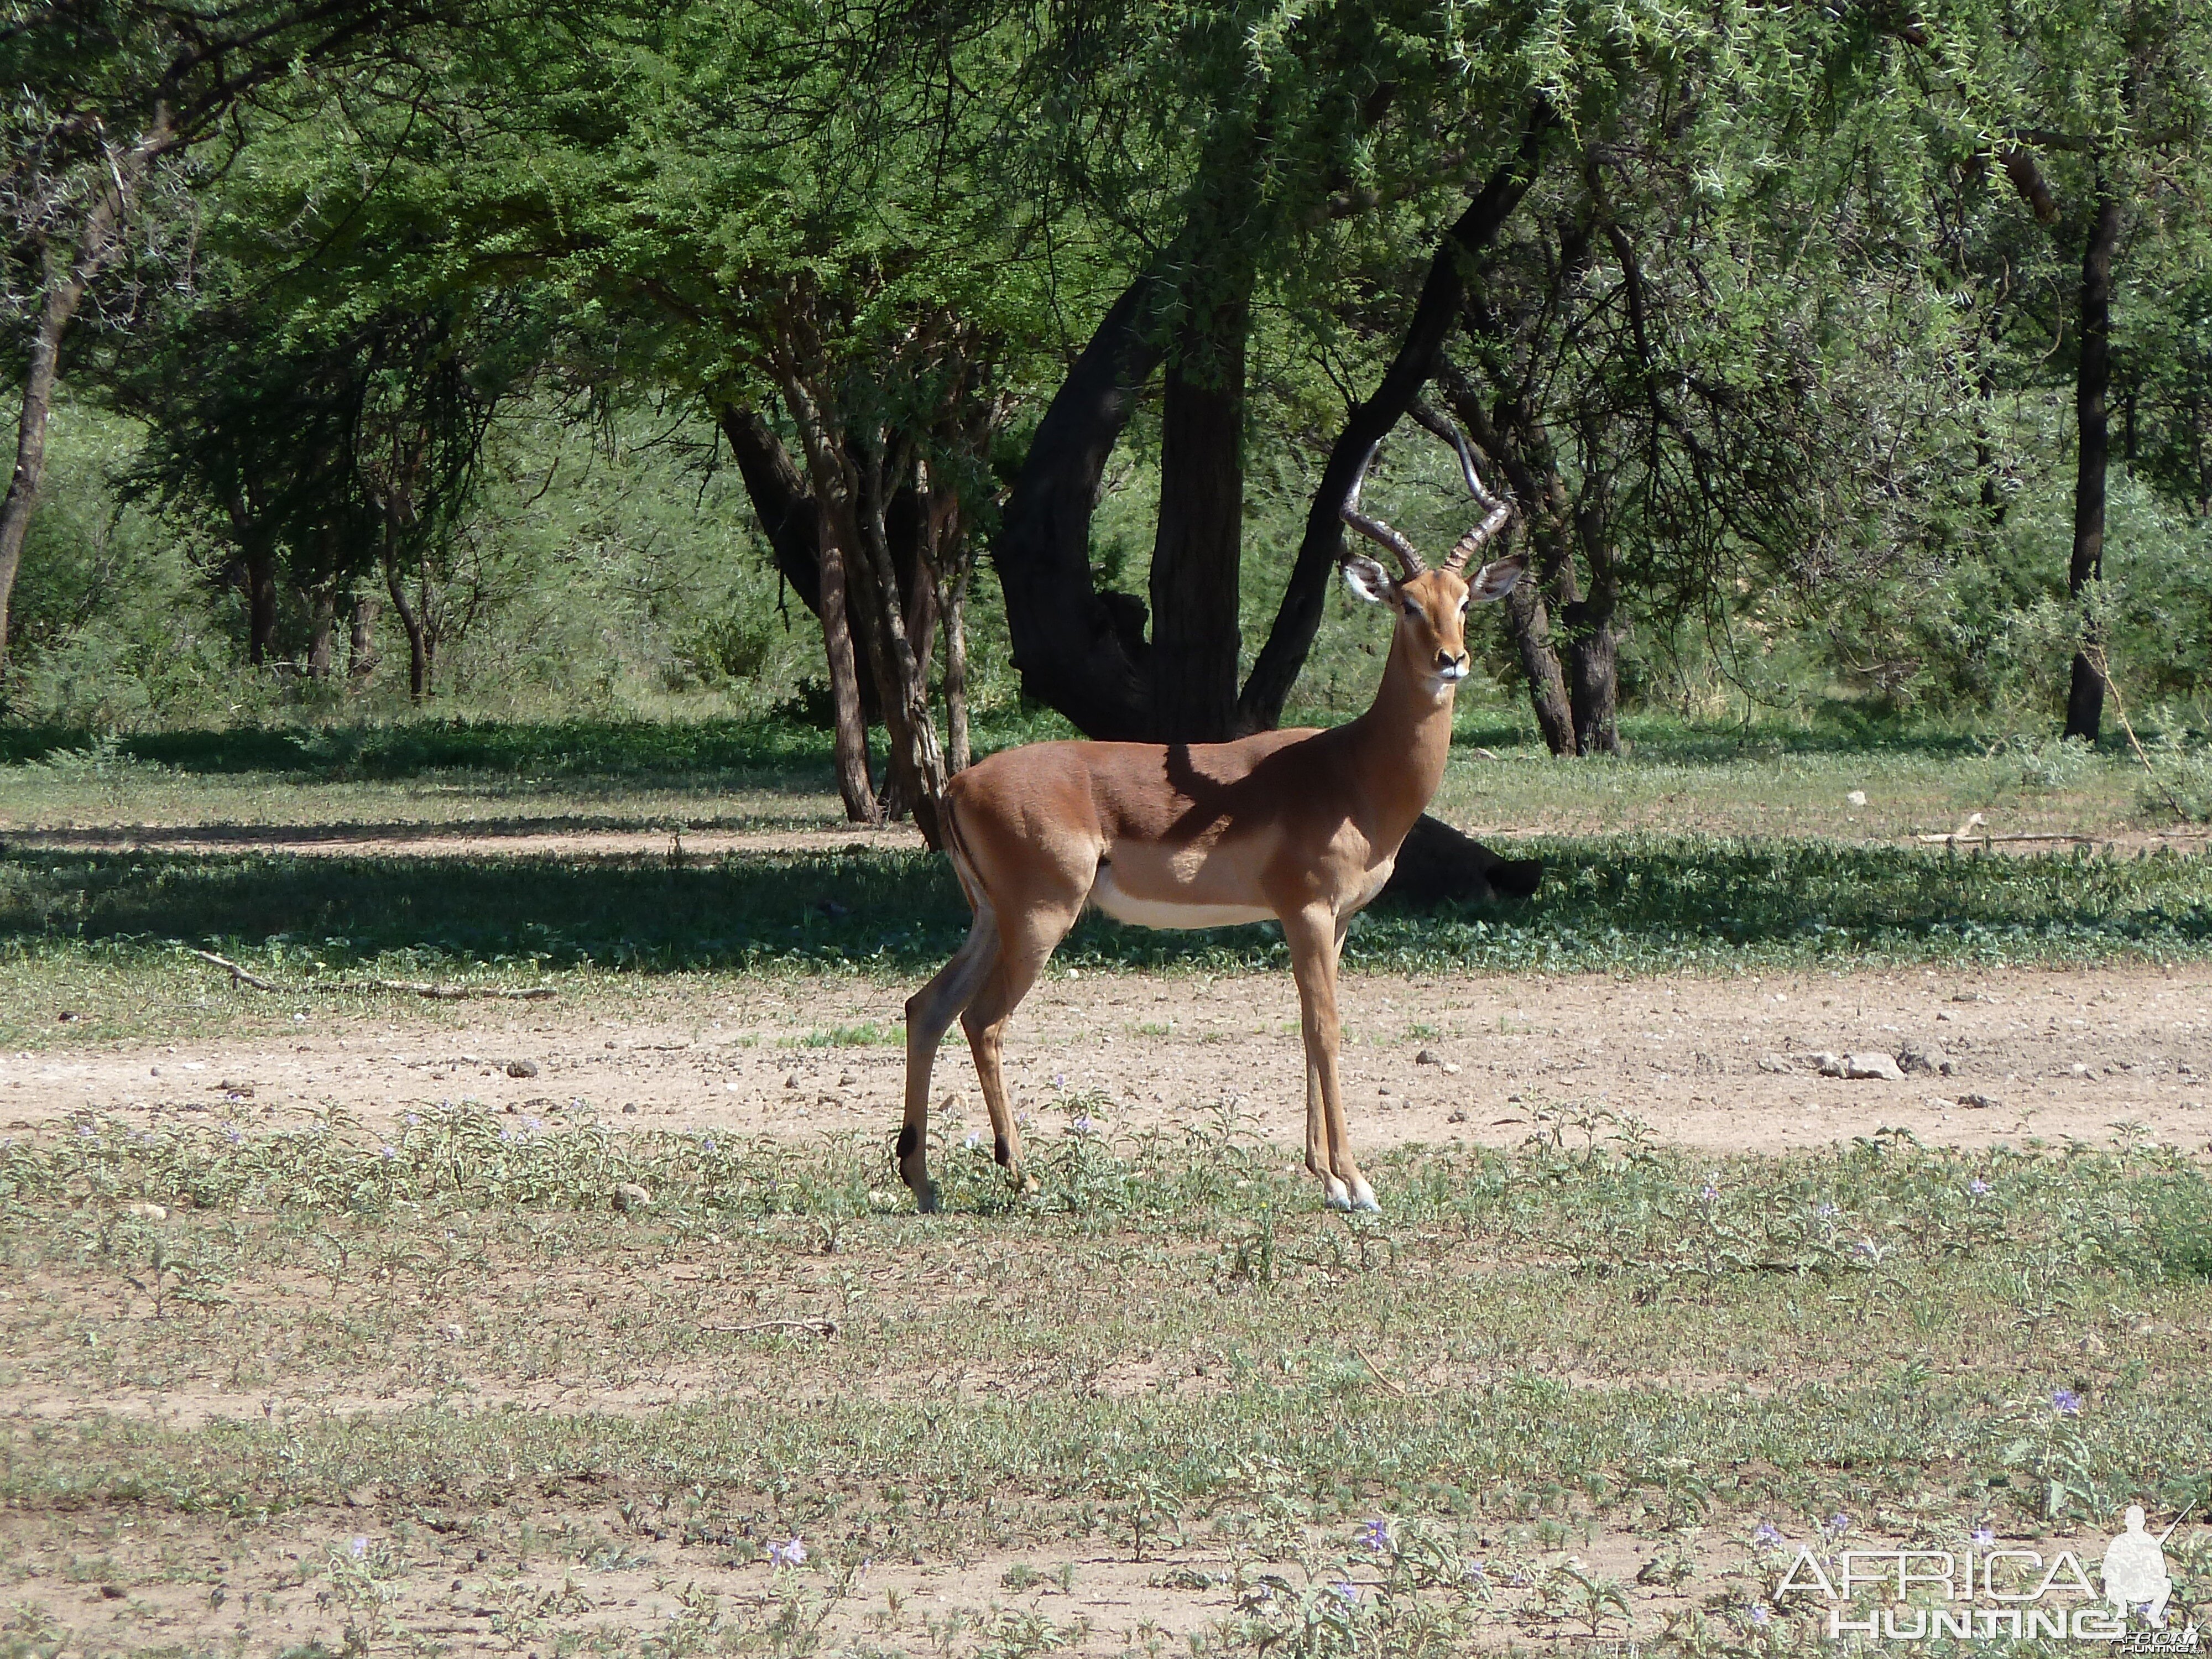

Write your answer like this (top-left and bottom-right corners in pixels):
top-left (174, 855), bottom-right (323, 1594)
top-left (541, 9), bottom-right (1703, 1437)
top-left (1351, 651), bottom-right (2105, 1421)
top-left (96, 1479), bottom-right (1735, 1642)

top-left (1238, 105), bottom-right (1553, 730)
top-left (992, 278), bottom-right (1173, 738)
top-left (1149, 294), bottom-right (1249, 742)
top-left (2063, 189), bottom-right (2122, 743)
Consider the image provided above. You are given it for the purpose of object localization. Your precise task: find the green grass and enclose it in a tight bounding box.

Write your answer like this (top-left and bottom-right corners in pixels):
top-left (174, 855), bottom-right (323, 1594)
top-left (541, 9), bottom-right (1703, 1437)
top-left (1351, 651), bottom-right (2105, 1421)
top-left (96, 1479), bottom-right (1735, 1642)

top-left (2, 1110), bottom-right (2209, 1652)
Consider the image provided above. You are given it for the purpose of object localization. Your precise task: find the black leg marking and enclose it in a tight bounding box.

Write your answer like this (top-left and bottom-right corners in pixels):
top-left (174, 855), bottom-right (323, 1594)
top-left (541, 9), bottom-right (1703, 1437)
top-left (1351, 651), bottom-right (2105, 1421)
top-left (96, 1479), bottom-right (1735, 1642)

top-left (994, 1135), bottom-right (1011, 1167)
top-left (896, 1124), bottom-right (920, 1162)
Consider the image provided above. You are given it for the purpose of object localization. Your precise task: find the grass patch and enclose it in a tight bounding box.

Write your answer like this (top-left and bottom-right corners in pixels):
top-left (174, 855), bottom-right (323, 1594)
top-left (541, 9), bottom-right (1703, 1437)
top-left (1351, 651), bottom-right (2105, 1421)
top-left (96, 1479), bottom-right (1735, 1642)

top-left (2, 1109), bottom-right (2209, 1651)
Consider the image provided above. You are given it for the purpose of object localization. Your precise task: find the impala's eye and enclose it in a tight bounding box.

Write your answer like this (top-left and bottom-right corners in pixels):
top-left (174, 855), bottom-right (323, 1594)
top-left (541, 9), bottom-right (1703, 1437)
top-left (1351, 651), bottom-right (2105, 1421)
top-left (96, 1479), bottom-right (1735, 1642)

top-left (1402, 598), bottom-right (1421, 618)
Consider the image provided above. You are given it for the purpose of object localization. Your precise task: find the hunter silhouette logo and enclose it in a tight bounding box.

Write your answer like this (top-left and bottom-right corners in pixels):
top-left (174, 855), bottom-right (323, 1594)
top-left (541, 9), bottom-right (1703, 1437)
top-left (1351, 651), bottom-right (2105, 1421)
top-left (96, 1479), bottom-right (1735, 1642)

top-left (2103, 1507), bottom-right (2177, 1629)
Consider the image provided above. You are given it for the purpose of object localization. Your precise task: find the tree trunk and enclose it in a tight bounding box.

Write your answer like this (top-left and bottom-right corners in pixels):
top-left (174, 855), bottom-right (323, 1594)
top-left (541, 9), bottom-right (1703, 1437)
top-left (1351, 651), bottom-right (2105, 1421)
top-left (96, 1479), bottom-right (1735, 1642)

top-left (306, 586), bottom-right (337, 679)
top-left (247, 540), bottom-right (279, 666)
top-left (2064, 187), bottom-right (2122, 743)
top-left (0, 112), bottom-right (174, 688)
top-left (383, 542), bottom-right (430, 703)
top-left (1238, 104), bottom-right (1554, 730)
top-left (1563, 493), bottom-right (1621, 755)
top-left (992, 276), bottom-right (1173, 738)
top-left (813, 500), bottom-right (880, 825)
top-left (1501, 569), bottom-right (1575, 754)
top-left (1149, 291), bottom-right (1249, 742)
top-left (349, 588), bottom-right (380, 679)
top-left (1437, 364), bottom-right (1577, 754)
top-left (1380, 813), bottom-right (1543, 906)
top-left (940, 560), bottom-right (972, 774)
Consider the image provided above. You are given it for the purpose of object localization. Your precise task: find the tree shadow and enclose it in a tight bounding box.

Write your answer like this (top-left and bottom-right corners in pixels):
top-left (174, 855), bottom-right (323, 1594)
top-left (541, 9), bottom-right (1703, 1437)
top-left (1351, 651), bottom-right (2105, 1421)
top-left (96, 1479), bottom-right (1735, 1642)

top-left (5, 838), bottom-right (2204, 977)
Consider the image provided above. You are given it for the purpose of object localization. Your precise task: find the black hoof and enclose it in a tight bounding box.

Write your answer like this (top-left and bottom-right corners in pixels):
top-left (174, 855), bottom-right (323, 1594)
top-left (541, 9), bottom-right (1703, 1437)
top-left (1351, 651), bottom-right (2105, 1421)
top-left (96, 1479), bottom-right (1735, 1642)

top-left (915, 1183), bottom-right (941, 1215)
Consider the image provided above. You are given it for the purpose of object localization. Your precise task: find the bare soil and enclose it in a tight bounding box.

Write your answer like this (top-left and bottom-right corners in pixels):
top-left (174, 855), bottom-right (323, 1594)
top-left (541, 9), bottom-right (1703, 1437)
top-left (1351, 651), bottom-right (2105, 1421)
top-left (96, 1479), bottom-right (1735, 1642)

top-left (8, 962), bottom-right (2210, 1161)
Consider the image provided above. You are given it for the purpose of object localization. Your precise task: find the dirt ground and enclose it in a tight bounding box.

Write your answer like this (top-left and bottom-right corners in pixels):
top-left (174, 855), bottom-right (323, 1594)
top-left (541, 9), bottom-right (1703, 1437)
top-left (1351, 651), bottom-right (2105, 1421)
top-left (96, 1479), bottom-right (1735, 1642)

top-left (8, 961), bottom-right (2210, 1162)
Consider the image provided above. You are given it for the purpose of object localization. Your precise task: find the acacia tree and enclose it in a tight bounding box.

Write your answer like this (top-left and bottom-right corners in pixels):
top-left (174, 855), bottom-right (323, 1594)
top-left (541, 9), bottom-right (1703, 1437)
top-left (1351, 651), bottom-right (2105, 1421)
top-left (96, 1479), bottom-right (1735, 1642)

top-left (0, 0), bottom-right (458, 685)
top-left (1927, 0), bottom-right (2212, 738)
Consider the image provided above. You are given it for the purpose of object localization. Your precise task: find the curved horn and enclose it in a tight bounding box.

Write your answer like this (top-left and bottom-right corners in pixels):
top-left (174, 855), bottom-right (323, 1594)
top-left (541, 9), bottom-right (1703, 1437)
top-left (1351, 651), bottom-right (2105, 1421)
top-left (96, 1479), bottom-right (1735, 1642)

top-left (1410, 399), bottom-right (1516, 572)
top-left (1339, 436), bottom-right (1425, 579)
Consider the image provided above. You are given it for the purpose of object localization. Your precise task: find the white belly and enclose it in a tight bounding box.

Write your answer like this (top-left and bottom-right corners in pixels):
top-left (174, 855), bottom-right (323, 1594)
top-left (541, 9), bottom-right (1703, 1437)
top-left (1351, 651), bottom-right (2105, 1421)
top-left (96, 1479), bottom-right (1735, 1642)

top-left (1088, 865), bottom-right (1276, 931)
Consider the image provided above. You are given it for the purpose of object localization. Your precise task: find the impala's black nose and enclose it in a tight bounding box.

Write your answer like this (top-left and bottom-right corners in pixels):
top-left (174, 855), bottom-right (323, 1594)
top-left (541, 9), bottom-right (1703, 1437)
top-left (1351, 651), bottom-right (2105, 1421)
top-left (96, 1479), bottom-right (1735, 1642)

top-left (1436, 650), bottom-right (1468, 680)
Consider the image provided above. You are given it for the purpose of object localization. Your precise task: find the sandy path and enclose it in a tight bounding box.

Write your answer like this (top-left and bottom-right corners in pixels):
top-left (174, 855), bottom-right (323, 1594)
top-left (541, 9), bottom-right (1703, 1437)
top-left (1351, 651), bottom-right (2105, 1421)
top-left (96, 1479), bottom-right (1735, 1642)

top-left (7, 964), bottom-right (2209, 1160)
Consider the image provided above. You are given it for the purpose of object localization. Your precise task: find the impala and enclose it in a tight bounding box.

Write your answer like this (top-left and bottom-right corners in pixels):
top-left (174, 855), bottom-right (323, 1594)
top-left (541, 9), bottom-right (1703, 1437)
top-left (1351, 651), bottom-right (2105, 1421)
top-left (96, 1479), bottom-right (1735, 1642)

top-left (898, 408), bottom-right (1523, 1212)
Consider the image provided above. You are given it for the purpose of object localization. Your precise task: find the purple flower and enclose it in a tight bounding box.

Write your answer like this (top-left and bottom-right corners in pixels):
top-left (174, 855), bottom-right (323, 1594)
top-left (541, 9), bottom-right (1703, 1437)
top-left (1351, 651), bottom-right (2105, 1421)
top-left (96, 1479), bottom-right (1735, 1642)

top-left (1750, 1605), bottom-right (1771, 1626)
top-left (1053, 1073), bottom-right (1066, 1091)
top-left (523, 1116), bottom-right (541, 1131)
top-left (1358, 1517), bottom-right (1391, 1553)
top-left (2052, 1388), bottom-right (2082, 1416)
top-left (77, 1124), bottom-right (96, 1139)
top-left (1332, 1581), bottom-right (1360, 1606)
top-left (1752, 1522), bottom-right (1783, 1549)
top-left (1969, 1178), bottom-right (1992, 1196)
top-left (1699, 1180), bottom-right (1720, 1202)
top-left (1814, 1203), bottom-right (1838, 1220)
top-left (1824, 1512), bottom-right (1851, 1537)
top-left (1071, 1115), bottom-right (1095, 1137)
top-left (226, 1126), bottom-right (243, 1145)
top-left (701, 1136), bottom-right (716, 1153)
top-left (1971, 1526), bottom-right (1995, 1546)
top-left (499, 1128), bottom-right (515, 1144)
top-left (349, 1536), bottom-right (368, 1559)
top-left (766, 1536), bottom-right (806, 1569)
top-left (404, 1113), bottom-right (421, 1127)
top-left (964, 1131), bottom-right (983, 1150)
top-left (379, 1145), bottom-right (397, 1161)
top-left (1464, 1559), bottom-right (1488, 1585)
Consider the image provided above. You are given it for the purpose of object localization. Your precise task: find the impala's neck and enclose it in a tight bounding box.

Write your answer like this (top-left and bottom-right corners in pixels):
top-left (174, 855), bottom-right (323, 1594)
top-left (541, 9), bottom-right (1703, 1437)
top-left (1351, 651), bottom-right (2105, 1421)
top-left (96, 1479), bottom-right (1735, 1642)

top-left (1345, 628), bottom-right (1457, 847)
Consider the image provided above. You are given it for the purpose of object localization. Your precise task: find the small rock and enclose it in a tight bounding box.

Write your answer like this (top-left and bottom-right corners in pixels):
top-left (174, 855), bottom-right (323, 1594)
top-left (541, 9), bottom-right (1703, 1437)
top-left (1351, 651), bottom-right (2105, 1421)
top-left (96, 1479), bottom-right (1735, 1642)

top-left (2069, 1062), bottom-right (2092, 1078)
top-left (1415, 1048), bottom-right (1442, 1067)
top-left (838, 1072), bottom-right (856, 1087)
top-left (345, 1485), bottom-right (377, 1508)
top-left (1846, 791), bottom-right (1867, 808)
top-left (622, 1103), bottom-right (638, 1115)
top-left (816, 1093), bottom-right (843, 1108)
top-left (57, 1010), bottom-right (82, 1023)
top-left (785, 1073), bottom-right (801, 1089)
top-left (1842, 1052), bottom-right (1906, 1082)
top-left (213, 1080), bottom-right (253, 1099)
top-left (613, 1182), bottom-right (654, 1214)
top-left (1956, 1093), bottom-right (2001, 1110)
top-left (123, 1201), bottom-right (166, 1221)
top-left (1938, 1059), bottom-right (1956, 1077)
top-left (2078, 1333), bottom-right (2109, 1358)
top-left (505, 1059), bottom-right (539, 1079)
top-left (441, 1323), bottom-right (465, 1342)
top-left (1813, 1052), bottom-right (1845, 1077)
top-left (1447, 1108), bottom-right (1468, 1124)
top-left (1441, 1061), bottom-right (1460, 1076)
top-left (1758, 1053), bottom-right (1796, 1074)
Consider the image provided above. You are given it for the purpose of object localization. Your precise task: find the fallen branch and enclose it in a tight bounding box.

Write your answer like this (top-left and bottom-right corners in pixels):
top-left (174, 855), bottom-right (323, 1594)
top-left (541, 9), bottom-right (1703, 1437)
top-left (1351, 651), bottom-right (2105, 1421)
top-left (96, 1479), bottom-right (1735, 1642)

top-left (1354, 1345), bottom-right (1408, 1397)
top-left (701, 1317), bottom-right (841, 1338)
top-left (1914, 831), bottom-right (2100, 845)
top-left (190, 948), bottom-right (556, 1002)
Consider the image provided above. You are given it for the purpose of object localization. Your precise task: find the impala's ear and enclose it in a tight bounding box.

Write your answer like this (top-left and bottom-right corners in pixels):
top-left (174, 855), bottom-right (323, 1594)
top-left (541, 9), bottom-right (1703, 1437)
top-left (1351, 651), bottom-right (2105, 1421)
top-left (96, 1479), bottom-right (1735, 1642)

top-left (1342, 553), bottom-right (1395, 604)
top-left (1467, 552), bottom-right (1527, 603)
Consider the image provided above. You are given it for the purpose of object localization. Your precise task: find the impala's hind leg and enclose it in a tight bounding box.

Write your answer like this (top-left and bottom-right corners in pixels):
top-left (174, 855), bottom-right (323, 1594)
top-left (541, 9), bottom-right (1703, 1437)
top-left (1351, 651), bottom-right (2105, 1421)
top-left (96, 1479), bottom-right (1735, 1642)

top-left (899, 907), bottom-right (999, 1213)
top-left (963, 896), bottom-right (1084, 1193)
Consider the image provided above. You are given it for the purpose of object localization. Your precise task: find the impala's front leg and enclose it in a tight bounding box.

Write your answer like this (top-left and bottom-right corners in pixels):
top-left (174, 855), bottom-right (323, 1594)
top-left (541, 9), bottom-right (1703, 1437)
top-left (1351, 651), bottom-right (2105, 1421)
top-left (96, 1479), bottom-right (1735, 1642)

top-left (1282, 906), bottom-right (1375, 1212)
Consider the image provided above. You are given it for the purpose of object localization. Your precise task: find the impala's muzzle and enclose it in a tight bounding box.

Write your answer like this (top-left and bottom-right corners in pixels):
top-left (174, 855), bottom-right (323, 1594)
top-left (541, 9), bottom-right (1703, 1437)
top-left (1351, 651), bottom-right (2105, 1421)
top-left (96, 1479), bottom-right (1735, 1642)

top-left (1437, 651), bottom-right (1469, 682)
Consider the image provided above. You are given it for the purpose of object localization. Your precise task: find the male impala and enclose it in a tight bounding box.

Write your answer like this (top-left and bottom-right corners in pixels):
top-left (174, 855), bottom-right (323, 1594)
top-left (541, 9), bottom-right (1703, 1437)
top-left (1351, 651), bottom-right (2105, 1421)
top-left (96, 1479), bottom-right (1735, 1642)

top-left (898, 408), bottom-right (1522, 1212)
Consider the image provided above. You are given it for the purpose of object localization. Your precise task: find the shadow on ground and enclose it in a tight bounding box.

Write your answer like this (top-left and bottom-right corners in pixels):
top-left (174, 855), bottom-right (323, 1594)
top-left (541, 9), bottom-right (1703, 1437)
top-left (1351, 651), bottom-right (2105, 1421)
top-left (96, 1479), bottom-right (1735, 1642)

top-left (4, 838), bottom-right (2207, 976)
